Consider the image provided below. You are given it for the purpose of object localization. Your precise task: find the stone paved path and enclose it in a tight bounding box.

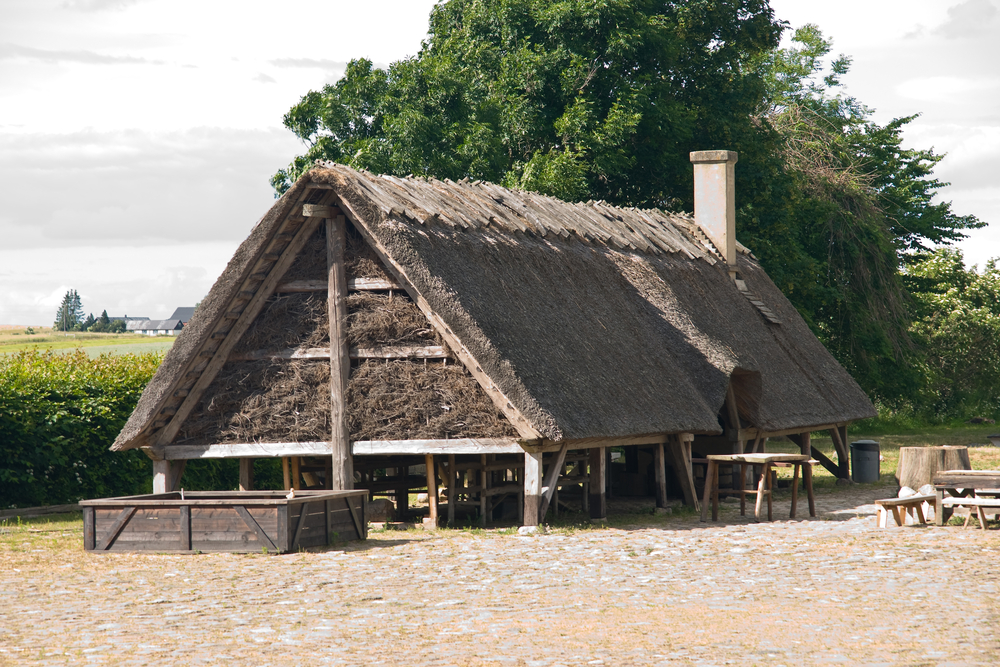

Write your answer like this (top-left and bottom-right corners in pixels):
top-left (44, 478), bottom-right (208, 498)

top-left (1, 484), bottom-right (998, 666)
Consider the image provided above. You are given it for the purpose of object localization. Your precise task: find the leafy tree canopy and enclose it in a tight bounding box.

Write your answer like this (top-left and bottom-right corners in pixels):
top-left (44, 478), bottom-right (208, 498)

top-left (273, 1), bottom-right (985, 414)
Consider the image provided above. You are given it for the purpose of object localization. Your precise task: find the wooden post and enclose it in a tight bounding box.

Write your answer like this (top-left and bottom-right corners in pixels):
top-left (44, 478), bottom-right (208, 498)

top-left (239, 458), bottom-right (254, 491)
top-left (669, 434), bottom-right (699, 511)
top-left (523, 451), bottom-right (543, 527)
top-left (726, 386), bottom-right (744, 491)
top-left (395, 466), bottom-right (408, 521)
top-left (282, 457), bottom-right (291, 490)
top-left (539, 443), bottom-right (569, 520)
top-left (655, 441), bottom-right (668, 509)
top-left (153, 460), bottom-right (170, 494)
top-left (327, 215), bottom-right (353, 490)
top-left (291, 457), bottom-right (301, 490)
top-left (425, 454), bottom-right (438, 527)
top-left (479, 454), bottom-right (488, 526)
top-left (836, 425), bottom-right (850, 480)
top-left (447, 453), bottom-right (456, 526)
top-left (589, 446), bottom-right (606, 519)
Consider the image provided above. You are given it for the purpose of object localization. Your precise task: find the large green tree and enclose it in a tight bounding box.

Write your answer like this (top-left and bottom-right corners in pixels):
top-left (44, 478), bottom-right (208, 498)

top-left (754, 25), bottom-right (982, 402)
top-left (273, 1), bottom-right (983, 410)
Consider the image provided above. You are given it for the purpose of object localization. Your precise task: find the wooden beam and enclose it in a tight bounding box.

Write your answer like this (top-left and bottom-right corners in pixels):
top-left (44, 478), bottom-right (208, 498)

top-left (153, 459), bottom-right (170, 494)
top-left (834, 425), bottom-right (850, 479)
top-left (229, 345), bottom-right (450, 362)
top-left (160, 441), bottom-right (332, 460)
top-left (523, 451), bottom-right (543, 526)
top-left (737, 422), bottom-right (849, 441)
top-left (538, 442), bottom-right (569, 520)
top-left (276, 277), bottom-right (403, 293)
top-left (169, 460), bottom-right (186, 492)
top-left (152, 213), bottom-right (323, 449)
top-left (588, 447), bottom-right (606, 519)
top-left (234, 505), bottom-right (276, 552)
top-left (809, 445), bottom-right (840, 477)
top-left (655, 441), bottom-right (668, 509)
top-left (331, 196), bottom-right (543, 441)
top-left (447, 453), bottom-right (456, 527)
top-left (95, 506), bottom-right (137, 551)
top-left (239, 458), bottom-right (254, 491)
top-left (353, 438), bottom-right (522, 455)
top-left (425, 454), bottom-right (438, 527)
top-left (524, 433), bottom-right (685, 453)
top-left (302, 204), bottom-right (338, 218)
top-left (327, 215), bottom-right (353, 490)
top-left (668, 434), bottom-right (699, 511)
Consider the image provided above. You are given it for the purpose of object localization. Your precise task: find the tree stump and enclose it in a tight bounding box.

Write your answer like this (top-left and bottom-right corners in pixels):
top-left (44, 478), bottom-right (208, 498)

top-left (896, 446), bottom-right (971, 491)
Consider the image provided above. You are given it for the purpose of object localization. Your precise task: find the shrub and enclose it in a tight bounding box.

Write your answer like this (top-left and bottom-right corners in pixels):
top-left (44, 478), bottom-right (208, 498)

top-left (0, 350), bottom-right (161, 508)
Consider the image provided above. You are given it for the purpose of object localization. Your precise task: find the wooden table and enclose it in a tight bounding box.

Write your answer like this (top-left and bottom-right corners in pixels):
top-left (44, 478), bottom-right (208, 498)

top-left (700, 454), bottom-right (816, 523)
top-left (933, 470), bottom-right (1000, 526)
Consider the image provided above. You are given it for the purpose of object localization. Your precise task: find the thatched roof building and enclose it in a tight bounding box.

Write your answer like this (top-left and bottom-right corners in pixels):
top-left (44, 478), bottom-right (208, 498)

top-left (112, 151), bottom-right (874, 526)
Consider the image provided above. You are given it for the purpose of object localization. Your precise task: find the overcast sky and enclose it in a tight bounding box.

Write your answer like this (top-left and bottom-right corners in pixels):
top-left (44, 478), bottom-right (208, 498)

top-left (1, 0), bottom-right (997, 325)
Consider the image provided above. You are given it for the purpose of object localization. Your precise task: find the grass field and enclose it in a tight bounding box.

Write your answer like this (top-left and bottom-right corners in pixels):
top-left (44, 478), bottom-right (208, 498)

top-left (0, 326), bottom-right (176, 356)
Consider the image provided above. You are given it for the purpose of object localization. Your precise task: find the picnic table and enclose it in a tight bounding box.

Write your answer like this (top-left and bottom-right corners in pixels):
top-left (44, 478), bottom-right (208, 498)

top-left (700, 453), bottom-right (816, 523)
top-left (933, 470), bottom-right (1000, 528)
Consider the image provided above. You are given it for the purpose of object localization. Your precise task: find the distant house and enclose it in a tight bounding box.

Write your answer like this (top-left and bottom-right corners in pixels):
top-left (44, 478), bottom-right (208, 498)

top-left (126, 319), bottom-right (184, 336)
top-left (168, 307), bottom-right (196, 326)
top-left (108, 316), bottom-right (149, 324)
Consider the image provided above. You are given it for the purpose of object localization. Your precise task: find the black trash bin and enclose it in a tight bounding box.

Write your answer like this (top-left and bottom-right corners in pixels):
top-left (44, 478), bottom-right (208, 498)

top-left (850, 440), bottom-right (880, 483)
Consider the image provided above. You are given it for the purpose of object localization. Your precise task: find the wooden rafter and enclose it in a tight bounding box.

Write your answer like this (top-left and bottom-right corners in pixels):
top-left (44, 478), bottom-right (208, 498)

top-left (330, 188), bottom-right (544, 441)
top-left (148, 199), bottom-right (330, 452)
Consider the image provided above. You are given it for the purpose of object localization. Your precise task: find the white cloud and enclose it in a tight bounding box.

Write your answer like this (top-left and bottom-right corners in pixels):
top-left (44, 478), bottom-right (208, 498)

top-left (933, 0), bottom-right (1000, 38)
top-left (0, 127), bottom-right (302, 248)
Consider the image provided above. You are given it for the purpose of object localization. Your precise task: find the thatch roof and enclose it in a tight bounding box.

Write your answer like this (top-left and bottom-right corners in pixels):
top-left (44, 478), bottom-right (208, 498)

top-left (112, 163), bottom-right (875, 452)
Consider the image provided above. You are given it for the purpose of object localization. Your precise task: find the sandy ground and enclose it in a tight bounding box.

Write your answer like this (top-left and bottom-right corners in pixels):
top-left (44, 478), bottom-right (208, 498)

top-left (1, 483), bottom-right (998, 666)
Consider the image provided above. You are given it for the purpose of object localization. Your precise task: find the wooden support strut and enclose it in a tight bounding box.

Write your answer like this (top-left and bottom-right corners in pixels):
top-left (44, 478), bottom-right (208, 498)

top-left (425, 454), bottom-right (438, 528)
top-left (538, 442), bottom-right (569, 520)
top-left (668, 434), bottom-right (699, 511)
top-left (150, 210), bottom-right (323, 451)
top-left (327, 215), bottom-right (353, 490)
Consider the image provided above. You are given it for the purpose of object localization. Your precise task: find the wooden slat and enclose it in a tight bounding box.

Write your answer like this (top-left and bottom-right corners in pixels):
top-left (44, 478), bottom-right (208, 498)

top-left (352, 439), bottom-right (523, 455)
top-left (229, 345), bottom-right (449, 362)
top-left (179, 505), bottom-right (191, 550)
top-left (151, 213), bottom-right (323, 449)
top-left (289, 504), bottom-right (309, 550)
top-left (96, 506), bottom-right (137, 550)
top-left (302, 204), bottom-right (338, 218)
top-left (234, 505), bottom-right (277, 552)
top-left (345, 497), bottom-right (364, 539)
top-left (276, 277), bottom-right (403, 293)
top-left (162, 441), bottom-right (332, 460)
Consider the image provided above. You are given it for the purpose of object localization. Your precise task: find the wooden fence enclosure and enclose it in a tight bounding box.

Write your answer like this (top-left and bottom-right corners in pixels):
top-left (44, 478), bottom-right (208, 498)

top-left (81, 490), bottom-right (367, 553)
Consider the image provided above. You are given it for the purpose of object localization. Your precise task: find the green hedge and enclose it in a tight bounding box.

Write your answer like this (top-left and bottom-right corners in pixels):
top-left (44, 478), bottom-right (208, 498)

top-left (0, 350), bottom-right (161, 508)
top-left (0, 349), bottom-right (292, 508)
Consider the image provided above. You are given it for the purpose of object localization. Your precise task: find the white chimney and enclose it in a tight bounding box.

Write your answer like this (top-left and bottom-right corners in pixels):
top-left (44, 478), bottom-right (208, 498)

top-left (690, 150), bottom-right (738, 276)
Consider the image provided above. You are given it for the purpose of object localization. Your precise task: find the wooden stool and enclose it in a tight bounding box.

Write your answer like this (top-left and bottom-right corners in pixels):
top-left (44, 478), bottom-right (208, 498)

top-left (700, 454), bottom-right (817, 523)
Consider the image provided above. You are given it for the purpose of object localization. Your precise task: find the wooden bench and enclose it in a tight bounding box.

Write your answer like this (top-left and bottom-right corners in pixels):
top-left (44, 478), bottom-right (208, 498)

top-left (941, 496), bottom-right (1000, 530)
top-left (874, 494), bottom-right (934, 527)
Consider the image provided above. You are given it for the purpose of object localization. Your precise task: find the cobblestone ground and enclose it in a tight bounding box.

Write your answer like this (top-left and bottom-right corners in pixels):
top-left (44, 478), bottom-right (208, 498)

top-left (1, 484), bottom-right (998, 666)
